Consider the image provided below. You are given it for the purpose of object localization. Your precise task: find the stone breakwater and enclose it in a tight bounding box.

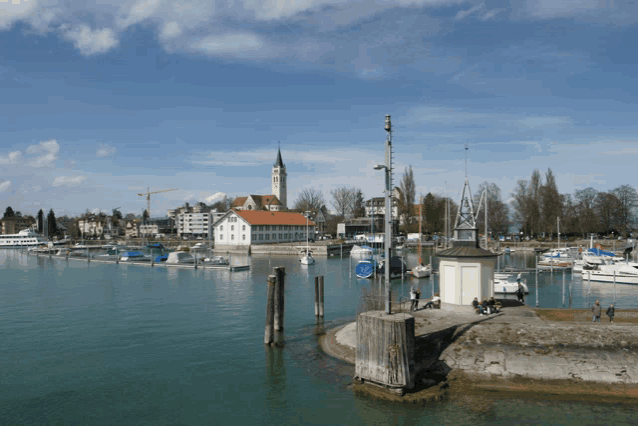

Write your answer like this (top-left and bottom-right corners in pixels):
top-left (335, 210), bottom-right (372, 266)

top-left (321, 304), bottom-right (638, 401)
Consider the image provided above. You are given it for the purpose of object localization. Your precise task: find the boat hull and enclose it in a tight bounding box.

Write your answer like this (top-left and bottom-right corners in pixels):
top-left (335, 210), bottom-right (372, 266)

top-left (583, 271), bottom-right (638, 285)
top-left (411, 265), bottom-right (431, 278)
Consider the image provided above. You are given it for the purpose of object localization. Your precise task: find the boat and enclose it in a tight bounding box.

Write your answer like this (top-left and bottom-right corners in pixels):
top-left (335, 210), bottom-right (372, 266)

top-left (411, 263), bottom-right (431, 278)
top-left (119, 251), bottom-right (151, 262)
top-left (411, 205), bottom-right (430, 278)
top-left (28, 242), bottom-right (55, 253)
top-left (351, 245), bottom-right (375, 257)
top-left (494, 273), bottom-right (530, 294)
top-left (378, 256), bottom-right (408, 277)
top-left (166, 251), bottom-right (195, 264)
top-left (201, 256), bottom-right (230, 266)
top-left (95, 248), bottom-right (126, 260)
top-left (154, 254), bottom-right (169, 262)
top-left (583, 262), bottom-right (638, 285)
top-left (0, 229), bottom-right (47, 247)
top-left (300, 213), bottom-right (315, 265)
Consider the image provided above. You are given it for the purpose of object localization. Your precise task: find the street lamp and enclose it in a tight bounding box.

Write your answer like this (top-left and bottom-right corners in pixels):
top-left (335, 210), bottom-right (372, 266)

top-left (373, 162), bottom-right (392, 315)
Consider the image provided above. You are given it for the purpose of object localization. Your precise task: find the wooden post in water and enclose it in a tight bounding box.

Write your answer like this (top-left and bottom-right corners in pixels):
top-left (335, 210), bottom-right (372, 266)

top-left (319, 275), bottom-right (325, 317)
top-left (614, 270), bottom-right (617, 305)
top-left (340, 243), bottom-right (343, 258)
top-left (535, 259), bottom-right (539, 308)
top-left (562, 269), bottom-right (565, 306)
top-left (274, 267), bottom-right (285, 331)
top-left (264, 275), bottom-right (276, 346)
top-left (314, 276), bottom-right (320, 316)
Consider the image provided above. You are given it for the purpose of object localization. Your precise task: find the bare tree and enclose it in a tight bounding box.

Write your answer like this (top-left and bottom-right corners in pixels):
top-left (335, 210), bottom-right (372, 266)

top-left (596, 192), bottom-right (620, 235)
top-left (331, 187), bottom-right (356, 218)
top-left (540, 168), bottom-right (562, 237)
top-left (399, 166), bottom-right (416, 230)
top-left (612, 185), bottom-right (638, 237)
top-left (474, 182), bottom-right (510, 237)
top-left (574, 188), bottom-right (599, 236)
top-left (293, 188), bottom-right (326, 212)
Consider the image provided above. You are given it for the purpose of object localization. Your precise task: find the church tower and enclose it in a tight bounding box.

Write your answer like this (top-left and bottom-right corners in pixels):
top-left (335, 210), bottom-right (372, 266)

top-left (272, 146), bottom-right (287, 209)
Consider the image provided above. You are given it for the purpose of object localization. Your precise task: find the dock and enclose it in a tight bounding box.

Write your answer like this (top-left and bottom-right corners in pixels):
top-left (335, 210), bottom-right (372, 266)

top-left (30, 253), bottom-right (250, 272)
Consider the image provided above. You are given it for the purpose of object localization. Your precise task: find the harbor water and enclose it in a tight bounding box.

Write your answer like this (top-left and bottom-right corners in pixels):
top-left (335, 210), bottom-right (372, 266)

top-left (2, 248), bottom-right (638, 425)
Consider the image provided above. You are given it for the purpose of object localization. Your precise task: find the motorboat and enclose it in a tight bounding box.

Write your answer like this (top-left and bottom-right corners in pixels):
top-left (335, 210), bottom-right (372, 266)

top-left (166, 251), bottom-right (195, 264)
top-left (28, 242), bottom-right (55, 253)
top-left (378, 256), bottom-right (408, 277)
top-left (537, 258), bottom-right (573, 270)
top-left (0, 229), bottom-right (47, 247)
top-left (351, 245), bottom-right (375, 257)
top-left (119, 251), bottom-right (151, 262)
top-left (494, 273), bottom-right (529, 294)
top-left (411, 263), bottom-right (432, 278)
top-left (95, 248), bottom-right (126, 260)
top-left (201, 256), bottom-right (229, 266)
top-left (583, 262), bottom-right (638, 284)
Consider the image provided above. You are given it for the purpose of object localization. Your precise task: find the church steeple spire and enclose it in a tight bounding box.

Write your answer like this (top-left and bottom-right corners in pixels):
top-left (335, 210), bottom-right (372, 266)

top-left (275, 142), bottom-right (284, 168)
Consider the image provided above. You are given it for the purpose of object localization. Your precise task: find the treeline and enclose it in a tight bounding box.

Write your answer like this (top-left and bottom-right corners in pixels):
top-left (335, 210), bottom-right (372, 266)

top-left (512, 169), bottom-right (638, 238)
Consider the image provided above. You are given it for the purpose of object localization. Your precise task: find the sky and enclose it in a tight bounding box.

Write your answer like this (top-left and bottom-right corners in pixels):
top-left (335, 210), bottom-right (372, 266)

top-left (1, 0), bottom-right (637, 218)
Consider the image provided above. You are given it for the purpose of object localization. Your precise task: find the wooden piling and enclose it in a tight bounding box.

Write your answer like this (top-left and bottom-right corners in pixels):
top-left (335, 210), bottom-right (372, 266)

top-left (274, 266), bottom-right (285, 331)
top-left (314, 276), bottom-right (320, 316)
top-left (264, 275), bottom-right (276, 346)
top-left (319, 275), bottom-right (325, 317)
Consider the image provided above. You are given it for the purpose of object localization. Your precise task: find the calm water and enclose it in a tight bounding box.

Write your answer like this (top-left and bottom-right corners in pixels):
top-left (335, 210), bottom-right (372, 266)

top-left (1, 249), bottom-right (637, 425)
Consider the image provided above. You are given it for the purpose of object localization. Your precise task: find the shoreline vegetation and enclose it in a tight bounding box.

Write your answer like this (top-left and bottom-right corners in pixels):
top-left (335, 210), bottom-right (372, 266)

top-left (321, 307), bottom-right (638, 404)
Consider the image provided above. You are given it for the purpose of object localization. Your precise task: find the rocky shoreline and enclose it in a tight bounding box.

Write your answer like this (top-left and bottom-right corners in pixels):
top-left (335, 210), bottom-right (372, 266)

top-left (320, 305), bottom-right (638, 402)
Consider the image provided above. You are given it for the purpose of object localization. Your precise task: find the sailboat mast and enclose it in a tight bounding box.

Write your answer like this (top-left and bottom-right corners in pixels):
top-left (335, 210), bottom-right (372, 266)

top-left (418, 203), bottom-right (422, 264)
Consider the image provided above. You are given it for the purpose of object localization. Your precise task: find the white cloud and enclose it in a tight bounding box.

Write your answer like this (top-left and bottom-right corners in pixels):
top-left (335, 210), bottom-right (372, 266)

top-left (160, 21), bottom-right (182, 40)
top-left (27, 139), bottom-right (60, 168)
top-left (0, 150), bottom-right (21, 164)
top-left (52, 175), bottom-right (87, 187)
top-left (61, 24), bottom-right (119, 56)
top-left (116, 0), bottom-right (162, 30)
top-left (96, 144), bottom-right (116, 157)
top-left (0, 0), bottom-right (38, 30)
top-left (455, 3), bottom-right (484, 20)
top-left (0, 180), bottom-right (11, 192)
top-left (188, 33), bottom-right (267, 58)
top-left (205, 192), bottom-right (227, 203)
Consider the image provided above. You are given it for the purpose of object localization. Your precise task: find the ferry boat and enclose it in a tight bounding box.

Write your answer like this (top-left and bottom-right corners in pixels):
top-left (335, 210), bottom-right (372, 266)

top-left (0, 229), bottom-right (47, 247)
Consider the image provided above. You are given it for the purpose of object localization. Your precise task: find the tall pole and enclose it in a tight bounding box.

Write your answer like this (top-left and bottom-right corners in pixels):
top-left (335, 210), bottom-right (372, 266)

top-left (384, 114), bottom-right (393, 315)
top-left (485, 187), bottom-right (488, 250)
top-left (557, 217), bottom-right (560, 248)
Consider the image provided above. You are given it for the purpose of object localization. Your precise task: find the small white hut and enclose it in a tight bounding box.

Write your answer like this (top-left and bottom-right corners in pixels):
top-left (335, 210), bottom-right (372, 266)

top-left (438, 178), bottom-right (497, 306)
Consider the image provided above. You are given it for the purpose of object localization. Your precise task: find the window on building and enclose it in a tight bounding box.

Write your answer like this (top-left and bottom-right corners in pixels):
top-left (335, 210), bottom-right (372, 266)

top-left (242, 235), bottom-right (246, 241)
top-left (231, 225), bottom-right (234, 231)
top-left (231, 234), bottom-right (234, 240)
top-left (220, 225), bottom-right (223, 231)
top-left (242, 225), bottom-right (246, 231)
top-left (220, 234), bottom-right (224, 240)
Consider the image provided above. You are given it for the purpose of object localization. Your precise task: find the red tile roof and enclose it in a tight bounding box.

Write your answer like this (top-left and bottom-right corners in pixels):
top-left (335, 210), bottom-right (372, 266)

top-left (236, 210), bottom-right (316, 226)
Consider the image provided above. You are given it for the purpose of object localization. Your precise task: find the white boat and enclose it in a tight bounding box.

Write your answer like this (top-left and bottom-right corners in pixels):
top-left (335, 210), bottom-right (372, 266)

top-left (201, 256), bottom-right (229, 266)
top-left (28, 242), bottom-right (55, 253)
top-left (166, 251), bottom-right (195, 264)
top-left (351, 245), bottom-right (375, 257)
top-left (494, 273), bottom-right (529, 294)
top-left (300, 212), bottom-right (315, 265)
top-left (95, 248), bottom-right (126, 260)
top-left (0, 229), bottom-right (47, 247)
top-left (120, 251), bottom-right (151, 262)
top-left (411, 264), bottom-right (431, 278)
top-left (583, 262), bottom-right (638, 284)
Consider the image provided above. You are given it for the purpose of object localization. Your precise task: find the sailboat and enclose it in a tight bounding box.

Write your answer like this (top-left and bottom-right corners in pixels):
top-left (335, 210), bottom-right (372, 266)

top-left (412, 204), bottom-right (431, 278)
top-left (300, 212), bottom-right (315, 265)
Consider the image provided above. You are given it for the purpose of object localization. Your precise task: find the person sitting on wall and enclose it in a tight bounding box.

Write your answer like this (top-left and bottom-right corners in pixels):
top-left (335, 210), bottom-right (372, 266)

top-left (488, 297), bottom-right (501, 313)
top-left (424, 293), bottom-right (440, 309)
top-left (473, 297), bottom-right (482, 314)
top-left (482, 299), bottom-right (490, 315)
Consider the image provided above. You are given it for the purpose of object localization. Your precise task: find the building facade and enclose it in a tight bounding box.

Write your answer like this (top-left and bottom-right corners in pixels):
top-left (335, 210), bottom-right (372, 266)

top-left (213, 210), bottom-right (315, 246)
top-left (231, 195), bottom-right (282, 212)
top-left (1, 216), bottom-right (36, 235)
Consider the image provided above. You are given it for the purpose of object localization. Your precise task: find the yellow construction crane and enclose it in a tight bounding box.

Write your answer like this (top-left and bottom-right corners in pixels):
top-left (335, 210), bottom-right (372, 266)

top-left (137, 187), bottom-right (177, 218)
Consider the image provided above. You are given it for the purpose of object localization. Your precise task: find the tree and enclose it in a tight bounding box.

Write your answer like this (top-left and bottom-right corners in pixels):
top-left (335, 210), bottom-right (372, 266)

top-left (596, 192), bottom-right (620, 235)
top-left (46, 209), bottom-right (58, 236)
top-left (474, 182), bottom-right (510, 237)
top-left (112, 208), bottom-right (123, 227)
top-left (540, 168), bottom-right (562, 237)
top-left (293, 188), bottom-right (326, 213)
top-left (142, 209), bottom-right (149, 224)
top-left (331, 187), bottom-right (356, 218)
top-left (612, 185), bottom-right (638, 237)
top-left (352, 189), bottom-right (366, 218)
top-left (3, 206), bottom-right (14, 218)
top-left (574, 188), bottom-right (599, 237)
top-left (211, 196), bottom-right (231, 212)
top-left (37, 209), bottom-right (44, 233)
top-left (398, 166), bottom-right (416, 230)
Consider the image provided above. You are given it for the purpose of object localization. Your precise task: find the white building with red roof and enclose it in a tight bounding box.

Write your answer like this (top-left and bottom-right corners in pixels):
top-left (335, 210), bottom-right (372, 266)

top-left (213, 210), bottom-right (315, 246)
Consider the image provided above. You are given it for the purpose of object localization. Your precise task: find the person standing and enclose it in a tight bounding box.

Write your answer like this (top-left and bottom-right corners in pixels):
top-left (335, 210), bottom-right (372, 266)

top-left (606, 304), bottom-right (615, 323)
top-left (591, 300), bottom-right (601, 322)
top-left (409, 287), bottom-right (416, 312)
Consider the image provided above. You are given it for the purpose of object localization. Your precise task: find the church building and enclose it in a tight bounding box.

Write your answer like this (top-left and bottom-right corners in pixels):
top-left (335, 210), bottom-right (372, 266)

top-left (231, 147), bottom-right (288, 212)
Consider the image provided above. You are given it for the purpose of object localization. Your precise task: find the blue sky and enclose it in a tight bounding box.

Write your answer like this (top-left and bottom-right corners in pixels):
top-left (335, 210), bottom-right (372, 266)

top-left (1, 0), bottom-right (637, 217)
